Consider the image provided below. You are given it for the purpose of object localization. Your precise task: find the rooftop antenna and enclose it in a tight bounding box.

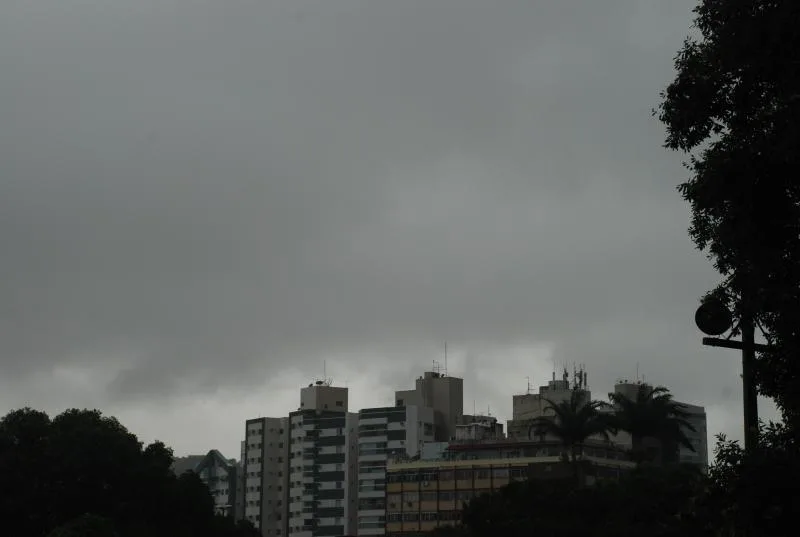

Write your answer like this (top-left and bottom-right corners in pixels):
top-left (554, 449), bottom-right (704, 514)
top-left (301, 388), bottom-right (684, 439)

top-left (552, 357), bottom-right (556, 381)
top-left (526, 376), bottom-right (532, 395)
top-left (444, 342), bottom-right (448, 377)
top-left (636, 362), bottom-right (640, 383)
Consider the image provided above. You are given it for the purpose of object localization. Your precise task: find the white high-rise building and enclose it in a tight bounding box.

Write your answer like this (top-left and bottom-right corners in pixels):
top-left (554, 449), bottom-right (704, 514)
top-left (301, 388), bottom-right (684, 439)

top-left (356, 405), bottom-right (436, 536)
top-left (287, 381), bottom-right (359, 537)
top-left (243, 417), bottom-right (290, 536)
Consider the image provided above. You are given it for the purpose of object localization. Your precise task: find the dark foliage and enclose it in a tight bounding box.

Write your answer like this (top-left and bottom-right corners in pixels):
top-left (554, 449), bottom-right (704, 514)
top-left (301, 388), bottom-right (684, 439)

top-left (525, 390), bottom-right (613, 461)
top-left (0, 408), bottom-right (258, 537)
top-left (608, 384), bottom-right (695, 465)
top-left (444, 466), bottom-right (705, 537)
top-left (657, 0), bottom-right (800, 424)
top-left (698, 423), bottom-right (800, 536)
top-left (47, 515), bottom-right (118, 537)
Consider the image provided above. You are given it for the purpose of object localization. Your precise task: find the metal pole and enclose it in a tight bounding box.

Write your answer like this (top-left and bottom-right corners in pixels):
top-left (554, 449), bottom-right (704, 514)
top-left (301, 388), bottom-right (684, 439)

top-left (740, 311), bottom-right (759, 452)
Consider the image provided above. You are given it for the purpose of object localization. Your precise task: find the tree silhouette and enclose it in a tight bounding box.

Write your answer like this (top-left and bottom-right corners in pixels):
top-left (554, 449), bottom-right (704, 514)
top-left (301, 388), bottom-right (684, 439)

top-left (526, 390), bottom-right (613, 483)
top-left (0, 407), bottom-right (257, 537)
top-left (657, 0), bottom-right (800, 425)
top-left (608, 385), bottom-right (695, 466)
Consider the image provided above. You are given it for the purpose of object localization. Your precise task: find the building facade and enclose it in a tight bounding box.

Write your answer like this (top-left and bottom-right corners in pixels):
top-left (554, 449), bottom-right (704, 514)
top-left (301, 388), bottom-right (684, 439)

top-left (243, 417), bottom-right (290, 536)
top-left (454, 414), bottom-right (503, 441)
top-left (172, 450), bottom-right (240, 517)
top-left (506, 372), bottom-right (589, 440)
top-left (287, 382), bottom-right (359, 537)
top-left (395, 370), bottom-right (463, 442)
top-left (384, 439), bottom-right (634, 536)
top-left (611, 381), bottom-right (709, 470)
top-left (677, 402), bottom-right (709, 470)
top-left (356, 405), bottom-right (436, 536)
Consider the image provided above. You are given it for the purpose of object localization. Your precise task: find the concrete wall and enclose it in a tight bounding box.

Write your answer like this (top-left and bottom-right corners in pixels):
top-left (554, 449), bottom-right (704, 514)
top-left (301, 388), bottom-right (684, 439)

top-left (300, 384), bottom-right (349, 412)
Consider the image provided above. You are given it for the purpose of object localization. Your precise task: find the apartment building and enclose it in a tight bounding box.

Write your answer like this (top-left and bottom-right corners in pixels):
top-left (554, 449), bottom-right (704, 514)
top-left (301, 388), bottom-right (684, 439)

top-left (243, 417), bottom-right (290, 536)
top-left (384, 438), bottom-right (634, 536)
top-left (356, 405), bottom-right (436, 536)
top-left (395, 370), bottom-right (463, 442)
top-left (287, 381), bottom-right (359, 537)
top-left (506, 371), bottom-right (590, 440)
top-left (678, 402), bottom-right (708, 470)
top-left (454, 414), bottom-right (503, 441)
top-left (172, 450), bottom-right (239, 517)
top-left (611, 380), bottom-right (708, 470)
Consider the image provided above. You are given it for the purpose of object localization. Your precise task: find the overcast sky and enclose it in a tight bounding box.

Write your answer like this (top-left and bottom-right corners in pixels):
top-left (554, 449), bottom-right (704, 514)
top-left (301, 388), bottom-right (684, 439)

top-left (0, 0), bottom-right (779, 459)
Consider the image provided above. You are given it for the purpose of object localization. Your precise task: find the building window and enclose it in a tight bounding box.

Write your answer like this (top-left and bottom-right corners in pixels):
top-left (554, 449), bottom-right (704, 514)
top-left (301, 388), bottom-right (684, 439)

top-left (492, 468), bottom-right (509, 478)
top-left (335, 401), bottom-right (343, 407)
top-left (455, 469), bottom-right (472, 480)
top-left (421, 491), bottom-right (436, 502)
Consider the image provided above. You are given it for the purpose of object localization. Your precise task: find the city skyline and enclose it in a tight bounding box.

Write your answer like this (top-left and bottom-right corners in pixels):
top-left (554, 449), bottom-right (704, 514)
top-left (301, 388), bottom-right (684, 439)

top-left (0, 0), bottom-right (780, 472)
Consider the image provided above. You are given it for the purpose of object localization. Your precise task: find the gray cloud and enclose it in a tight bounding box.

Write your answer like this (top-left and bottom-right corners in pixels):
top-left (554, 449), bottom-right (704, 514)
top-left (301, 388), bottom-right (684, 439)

top-left (0, 0), bottom-right (778, 456)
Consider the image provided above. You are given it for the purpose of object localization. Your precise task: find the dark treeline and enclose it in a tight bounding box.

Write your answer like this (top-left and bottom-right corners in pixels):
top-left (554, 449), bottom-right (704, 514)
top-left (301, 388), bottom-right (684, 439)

top-left (0, 408), bottom-right (259, 537)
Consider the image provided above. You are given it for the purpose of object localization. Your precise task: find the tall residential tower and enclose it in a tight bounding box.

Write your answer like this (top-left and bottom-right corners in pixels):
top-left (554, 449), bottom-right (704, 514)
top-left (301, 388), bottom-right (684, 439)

top-left (287, 381), bottom-right (359, 537)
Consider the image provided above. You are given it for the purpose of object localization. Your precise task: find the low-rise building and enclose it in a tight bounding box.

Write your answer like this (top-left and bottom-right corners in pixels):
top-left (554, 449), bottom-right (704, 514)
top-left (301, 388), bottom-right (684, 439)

top-left (454, 414), bottom-right (503, 441)
top-left (384, 439), bottom-right (634, 536)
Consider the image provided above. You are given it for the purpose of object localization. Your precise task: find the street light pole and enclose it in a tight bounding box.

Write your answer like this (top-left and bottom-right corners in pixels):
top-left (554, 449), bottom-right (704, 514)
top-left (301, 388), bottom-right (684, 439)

top-left (695, 298), bottom-right (762, 453)
top-left (740, 311), bottom-right (759, 452)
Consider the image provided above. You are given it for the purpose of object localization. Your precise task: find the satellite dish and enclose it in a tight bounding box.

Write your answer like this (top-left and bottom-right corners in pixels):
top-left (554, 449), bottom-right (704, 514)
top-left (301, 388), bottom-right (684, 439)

top-left (695, 300), bottom-right (733, 336)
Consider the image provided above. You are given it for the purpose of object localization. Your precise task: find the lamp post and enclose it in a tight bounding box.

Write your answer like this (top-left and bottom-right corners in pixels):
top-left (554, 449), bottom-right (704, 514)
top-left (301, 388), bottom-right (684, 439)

top-left (695, 299), bottom-right (765, 452)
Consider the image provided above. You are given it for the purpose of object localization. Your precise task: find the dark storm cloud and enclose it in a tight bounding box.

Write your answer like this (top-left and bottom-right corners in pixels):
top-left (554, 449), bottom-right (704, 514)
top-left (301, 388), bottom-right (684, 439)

top-left (0, 0), bottom-right (774, 450)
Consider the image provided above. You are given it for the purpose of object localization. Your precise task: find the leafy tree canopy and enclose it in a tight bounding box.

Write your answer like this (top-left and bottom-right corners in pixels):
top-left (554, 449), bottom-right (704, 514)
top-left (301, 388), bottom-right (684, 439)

top-left (657, 0), bottom-right (800, 423)
top-left (0, 408), bottom-right (257, 537)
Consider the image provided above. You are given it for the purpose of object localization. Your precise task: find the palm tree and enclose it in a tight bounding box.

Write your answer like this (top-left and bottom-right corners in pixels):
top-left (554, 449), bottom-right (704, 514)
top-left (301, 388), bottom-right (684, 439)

top-left (526, 389), bottom-right (614, 483)
top-left (608, 384), bottom-right (696, 466)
